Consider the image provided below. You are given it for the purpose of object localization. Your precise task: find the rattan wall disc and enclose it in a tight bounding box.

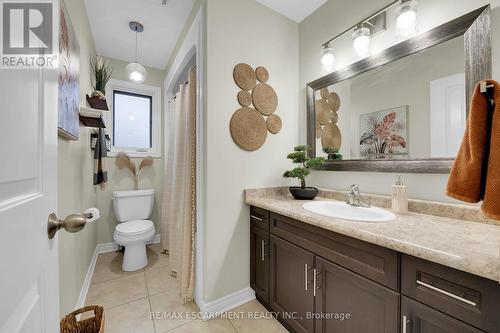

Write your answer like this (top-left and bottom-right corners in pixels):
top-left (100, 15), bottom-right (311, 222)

top-left (320, 88), bottom-right (329, 100)
top-left (230, 107), bottom-right (267, 151)
top-left (252, 83), bottom-right (278, 115)
top-left (255, 66), bottom-right (269, 83)
top-left (331, 111), bottom-right (338, 124)
top-left (316, 99), bottom-right (331, 125)
top-left (233, 63), bottom-right (257, 91)
top-left (316, 122), bottom-right (322, 139)
top-left (321, 123), bottom-right (342, 150)
top-left (327, 92), bottom-right (341, 112)
top-left (237, 90), bottom-right (252, 107)
top-left (266, 114), bottom-right (282, 134)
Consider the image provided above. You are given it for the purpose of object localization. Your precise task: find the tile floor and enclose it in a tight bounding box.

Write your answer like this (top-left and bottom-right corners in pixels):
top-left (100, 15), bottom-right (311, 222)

top-left (85, 244), bottom-right (288, 333)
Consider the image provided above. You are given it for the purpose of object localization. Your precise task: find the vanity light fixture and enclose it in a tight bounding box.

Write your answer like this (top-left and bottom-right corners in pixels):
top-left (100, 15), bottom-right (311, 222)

top-left (321, 45), bottom-right (335, 72)
top-left (352, 24), bottom-right (371, 60)
top-left (396, 0), bottom-right (418, 38)
top-left (126, 21), bottom-right (148, 84)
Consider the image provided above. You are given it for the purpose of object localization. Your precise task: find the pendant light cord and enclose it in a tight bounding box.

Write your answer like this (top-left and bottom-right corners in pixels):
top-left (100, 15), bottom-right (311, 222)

top-left (135, 29), bottom-right (138, 62)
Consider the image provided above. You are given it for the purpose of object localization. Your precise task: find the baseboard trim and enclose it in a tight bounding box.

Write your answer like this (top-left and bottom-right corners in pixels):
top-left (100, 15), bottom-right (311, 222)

top-left (75, 247), bottom-right (98, 310)
top-left (75, 234), bottom-right (161, 309)
top-left (95, 241), bottom-right (119, 254)
top-left (198, 287), bottom-right (256, 320)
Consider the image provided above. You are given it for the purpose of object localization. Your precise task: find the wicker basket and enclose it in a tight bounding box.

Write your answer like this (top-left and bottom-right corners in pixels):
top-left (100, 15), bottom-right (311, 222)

top-left (60, 305), bottom-right (104, 333)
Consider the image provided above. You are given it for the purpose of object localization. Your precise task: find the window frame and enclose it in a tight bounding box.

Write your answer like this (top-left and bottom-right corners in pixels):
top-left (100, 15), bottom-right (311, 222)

top-left (105, 79), bottom-right (162, 158)
top-left (112, 90), bottom-right (153, 149)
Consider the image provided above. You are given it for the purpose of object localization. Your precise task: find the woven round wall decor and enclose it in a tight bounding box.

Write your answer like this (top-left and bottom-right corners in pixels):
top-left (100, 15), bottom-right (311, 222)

top-left (230, 107), bottom-right (267, 151)
top-left (316, 99), bottom-right (331, 125)
top-left (266, 114), bottom-right (282, 134)
top-left (237, 90), bottom-right (252, 107)
top-left (233, 63), bottom-right (257, 91)
top-left (255, 66), bottom-right (269, 83)
top-left (331, 111), bottom-right (338, 124)
top-left (316, 121), bottom-right (322, 139)
top-left (327, 92), bottom-right (341, 112)
top-left (320, 88), bottom-right (330, 100)
top-left (252, 83), bottom-right (278, 116)
top-left (321, 123), bottom-right (342, 150)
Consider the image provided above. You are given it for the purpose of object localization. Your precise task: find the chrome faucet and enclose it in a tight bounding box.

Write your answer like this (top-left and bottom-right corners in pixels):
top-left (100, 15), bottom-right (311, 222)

top-left (345, 184), bottom-right (370, 208)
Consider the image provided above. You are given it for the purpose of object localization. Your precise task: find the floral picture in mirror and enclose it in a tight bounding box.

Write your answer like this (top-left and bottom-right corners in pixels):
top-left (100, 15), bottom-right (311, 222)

top-left (359, 106), bottom-right (408, 160)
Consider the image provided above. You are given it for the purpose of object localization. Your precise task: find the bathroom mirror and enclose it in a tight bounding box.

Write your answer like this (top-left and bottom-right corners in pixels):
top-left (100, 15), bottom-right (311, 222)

top-left (306, 6), bottom-right (491, 173)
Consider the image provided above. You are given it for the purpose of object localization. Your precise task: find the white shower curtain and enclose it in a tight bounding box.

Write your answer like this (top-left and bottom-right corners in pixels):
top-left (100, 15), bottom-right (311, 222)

top-left (160, 67), bottom-right (196, 304)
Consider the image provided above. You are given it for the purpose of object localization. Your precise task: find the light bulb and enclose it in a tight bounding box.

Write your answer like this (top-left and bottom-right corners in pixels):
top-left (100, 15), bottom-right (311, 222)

top-left (321, 46), bottom-right (335, 72)
top-left (352, 26), bottom-right (371, 60)
top-left (126, 62), bottom-right (147, 83)
top-left (396, 0), bottom-right (418, 38)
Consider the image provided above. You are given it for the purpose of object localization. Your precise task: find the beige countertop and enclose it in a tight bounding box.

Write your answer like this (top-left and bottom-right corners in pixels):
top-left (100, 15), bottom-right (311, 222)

top-left (245, 188), bottom-right (500, 283)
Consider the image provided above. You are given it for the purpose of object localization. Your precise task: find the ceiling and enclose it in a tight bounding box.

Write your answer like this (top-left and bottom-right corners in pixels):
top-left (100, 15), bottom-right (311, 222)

top-left (84, 0), bottom-right (195, 70)
top-left (255, 0), bottom-right (328, 23)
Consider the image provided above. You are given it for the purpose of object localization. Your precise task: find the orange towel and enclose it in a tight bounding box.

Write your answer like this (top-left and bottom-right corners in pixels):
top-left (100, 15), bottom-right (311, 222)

top-left (447, 80), bottom-right (500, 220)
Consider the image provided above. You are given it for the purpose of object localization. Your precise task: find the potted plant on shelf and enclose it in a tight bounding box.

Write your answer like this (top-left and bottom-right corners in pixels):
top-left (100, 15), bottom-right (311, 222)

top-left (283, 145), bottom-right (325, 200)
top-left (87, 56), bottom-right (113, 110)
top-left (323, 146), bottom-right (343, 160)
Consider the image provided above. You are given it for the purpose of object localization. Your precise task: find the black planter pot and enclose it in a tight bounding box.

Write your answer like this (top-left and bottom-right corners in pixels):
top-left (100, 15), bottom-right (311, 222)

top-left (289, 186), bottom-right (319, 200)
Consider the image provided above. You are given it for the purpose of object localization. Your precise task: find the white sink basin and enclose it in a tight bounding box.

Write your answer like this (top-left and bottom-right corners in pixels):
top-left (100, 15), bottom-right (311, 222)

top-left (302, 201), bottom-right (396, 222)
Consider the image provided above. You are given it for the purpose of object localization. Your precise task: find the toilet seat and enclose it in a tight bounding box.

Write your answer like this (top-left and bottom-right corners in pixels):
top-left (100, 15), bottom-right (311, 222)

top-left (115, 220), bottom-right (154, 236)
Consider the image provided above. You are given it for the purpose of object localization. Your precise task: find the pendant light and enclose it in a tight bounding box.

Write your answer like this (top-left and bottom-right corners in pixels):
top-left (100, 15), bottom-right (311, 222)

top-left (126, 21), bottom-right (147, 83)
top-left (352, 24), bottom-right (371, 60)
top-left (321, 44), bottom-right (335, 72)
top-left (396, 0), bottom-right (418, 38)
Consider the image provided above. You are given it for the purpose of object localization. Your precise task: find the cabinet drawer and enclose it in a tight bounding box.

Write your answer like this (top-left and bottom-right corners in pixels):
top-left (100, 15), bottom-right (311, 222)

top-left (250, 206), bottom-right (269, 231)
top-left (401, 296), bottom-right (483, 333)
top-left (270, 212), bottom-right (399, 290)
top-left (401, 255), bottom-right (500, 332)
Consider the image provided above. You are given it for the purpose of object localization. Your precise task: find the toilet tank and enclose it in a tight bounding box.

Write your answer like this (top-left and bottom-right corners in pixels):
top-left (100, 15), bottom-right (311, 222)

top-left (112, 189), bottom-right (155, 222)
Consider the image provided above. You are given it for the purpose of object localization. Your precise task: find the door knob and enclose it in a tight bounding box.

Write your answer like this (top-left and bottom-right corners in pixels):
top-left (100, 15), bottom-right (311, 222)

top-left (47, 212), bottom-right (87, 239)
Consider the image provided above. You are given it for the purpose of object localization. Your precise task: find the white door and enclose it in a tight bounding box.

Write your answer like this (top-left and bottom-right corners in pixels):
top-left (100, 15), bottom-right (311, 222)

top-left (0, 31), bottom-right (59, 333)
top-left (430, 73), bottom-right (466, 157)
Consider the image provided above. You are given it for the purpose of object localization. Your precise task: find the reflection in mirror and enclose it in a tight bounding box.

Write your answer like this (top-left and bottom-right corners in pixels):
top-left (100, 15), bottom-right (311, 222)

top-left (315, 36), bottom-right (465, 161)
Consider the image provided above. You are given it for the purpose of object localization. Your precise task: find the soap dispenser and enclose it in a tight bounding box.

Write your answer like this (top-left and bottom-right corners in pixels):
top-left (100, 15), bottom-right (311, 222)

top-left (392, 175), bottom-right (408, 214)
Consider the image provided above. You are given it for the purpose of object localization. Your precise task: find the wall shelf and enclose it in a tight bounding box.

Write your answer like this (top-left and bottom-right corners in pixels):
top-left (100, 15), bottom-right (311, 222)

top-left (79, 106), bottom-right (106, 128)
top-left (86, 94), bottom-right (109, 110)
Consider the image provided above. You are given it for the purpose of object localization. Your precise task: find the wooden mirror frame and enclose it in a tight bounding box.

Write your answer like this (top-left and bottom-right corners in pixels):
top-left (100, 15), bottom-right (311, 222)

top-left (306, 6), bottom-right (491, 174)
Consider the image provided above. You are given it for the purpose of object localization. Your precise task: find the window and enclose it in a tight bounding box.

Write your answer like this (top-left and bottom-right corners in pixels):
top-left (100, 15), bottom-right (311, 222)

top-left (113, 91), bottom-right (152, 149)
top-left (105, 79), bottom-right (161, 157)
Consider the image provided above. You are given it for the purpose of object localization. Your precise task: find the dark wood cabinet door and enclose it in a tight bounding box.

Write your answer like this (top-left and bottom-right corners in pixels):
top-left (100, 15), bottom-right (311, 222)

top-left (315, 257), bottom-right (399, 333)
top-left (270, 235), bottom-right (315, 333)
top-left (401, 296), bottom-right (484, 333)
top-left (250, 226), bottom-right (269, 303)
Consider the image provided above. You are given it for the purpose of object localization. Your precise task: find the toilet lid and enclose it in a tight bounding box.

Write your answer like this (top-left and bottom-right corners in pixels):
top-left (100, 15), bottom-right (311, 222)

top-left (116, 220), bottom-right (154, 236)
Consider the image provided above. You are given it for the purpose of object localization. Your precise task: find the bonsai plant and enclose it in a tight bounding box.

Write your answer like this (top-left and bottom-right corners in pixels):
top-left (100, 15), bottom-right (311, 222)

top-left (115, 152), bottom-right (154, 190)
top-left (323, 147), bottom-right (343, 160)
top-left (283, 145), bottom-right (325, 200)
top-left (88, 56), bottom-right (113, 110)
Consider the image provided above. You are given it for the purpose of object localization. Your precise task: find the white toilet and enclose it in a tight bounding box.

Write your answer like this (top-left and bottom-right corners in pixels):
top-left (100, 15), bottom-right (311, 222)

top-left (112, 189), bottom-right (156, 271)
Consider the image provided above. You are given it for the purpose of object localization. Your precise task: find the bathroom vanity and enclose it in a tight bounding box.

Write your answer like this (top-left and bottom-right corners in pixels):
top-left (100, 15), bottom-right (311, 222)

top-left (246, 188), bottom-right (500, 333)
